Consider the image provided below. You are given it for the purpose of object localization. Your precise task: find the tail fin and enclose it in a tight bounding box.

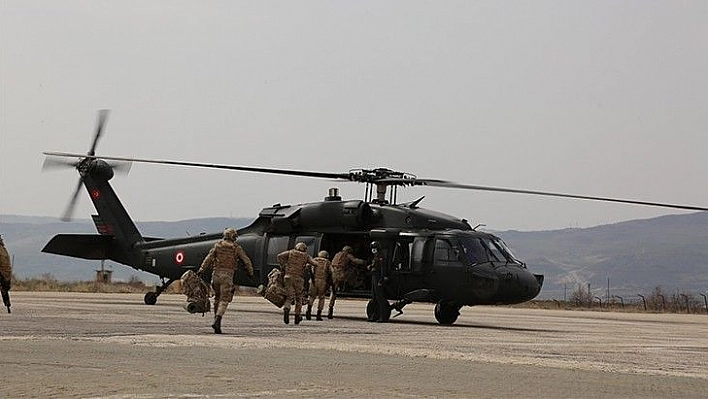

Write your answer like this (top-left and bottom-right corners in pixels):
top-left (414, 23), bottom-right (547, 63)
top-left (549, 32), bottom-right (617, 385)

top-left (81, 163), bottom-right (145, 255)
top-left (43, 159), bottom-right (146, 266)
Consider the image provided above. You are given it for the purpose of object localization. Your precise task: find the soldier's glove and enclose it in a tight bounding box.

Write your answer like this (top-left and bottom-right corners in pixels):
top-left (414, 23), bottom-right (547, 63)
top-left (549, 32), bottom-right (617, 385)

top-left (1, 280), bottom-right (10, 291)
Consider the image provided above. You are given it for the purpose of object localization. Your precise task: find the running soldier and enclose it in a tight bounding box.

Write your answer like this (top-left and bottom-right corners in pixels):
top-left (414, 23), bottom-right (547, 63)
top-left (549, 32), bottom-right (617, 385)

top-left (0, 235), bottom-right (12, 313)
top-left (306, 250), bottom-right (333, 321)
top-left (277, 242), bottom-right (317, 325)
top-left (197, 228), bottom-right (253, 334)
top-left (328, 245), bottom-right (366, 319)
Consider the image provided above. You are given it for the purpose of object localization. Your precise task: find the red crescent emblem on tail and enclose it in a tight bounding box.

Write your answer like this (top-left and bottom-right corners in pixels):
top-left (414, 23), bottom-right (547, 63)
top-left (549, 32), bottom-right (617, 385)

top-left (91, 189), bottom-right (101, 199)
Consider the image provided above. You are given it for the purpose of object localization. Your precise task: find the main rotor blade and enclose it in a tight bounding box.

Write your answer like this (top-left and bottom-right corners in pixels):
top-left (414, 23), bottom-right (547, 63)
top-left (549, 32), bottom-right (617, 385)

top-left (88, 109), bottom-right (110, 156)
top-left (42, 152), bottom-right (351, 180)
top-left (61, 178), bottom-right (84, 221)
top-left (386, 178), bottom-right (708, 212)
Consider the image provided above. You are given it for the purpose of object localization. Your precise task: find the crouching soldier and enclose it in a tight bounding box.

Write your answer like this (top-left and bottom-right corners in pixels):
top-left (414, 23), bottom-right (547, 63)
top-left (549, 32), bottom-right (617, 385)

top-left (277, 242), bottom-right (317, 325)
top-left (197, 228), bottom-right (253, 334)
top-left (307, 250), bottom-right (333, 321)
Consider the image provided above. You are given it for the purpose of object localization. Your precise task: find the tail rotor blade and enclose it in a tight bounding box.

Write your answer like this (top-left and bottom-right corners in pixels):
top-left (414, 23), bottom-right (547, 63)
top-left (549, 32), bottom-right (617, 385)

top-left (61, 178), bottom-right (84, 222)
top-left (88, 109), bottom-right (110, 156)
top-left (42, 156), bottom-right (78, 171)
top-left (109, 160), bottom-right (132, 175)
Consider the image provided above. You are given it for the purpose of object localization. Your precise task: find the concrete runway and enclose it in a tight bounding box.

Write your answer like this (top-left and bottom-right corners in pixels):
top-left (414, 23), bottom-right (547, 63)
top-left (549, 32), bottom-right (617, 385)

top-left (1, 292), bottom-right (707, 398)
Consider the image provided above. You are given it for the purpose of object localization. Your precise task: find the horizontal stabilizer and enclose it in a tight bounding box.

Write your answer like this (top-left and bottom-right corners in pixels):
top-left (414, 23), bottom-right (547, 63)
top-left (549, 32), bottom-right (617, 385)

top-left (42, 234), bottom-right (113, 260)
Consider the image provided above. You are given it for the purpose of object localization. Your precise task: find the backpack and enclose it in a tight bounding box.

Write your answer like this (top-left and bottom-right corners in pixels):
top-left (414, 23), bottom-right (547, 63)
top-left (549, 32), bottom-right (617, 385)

top-left (180, 270), bottom-right (211, 314)
top-left (261, 268), bottom-right (286, 308)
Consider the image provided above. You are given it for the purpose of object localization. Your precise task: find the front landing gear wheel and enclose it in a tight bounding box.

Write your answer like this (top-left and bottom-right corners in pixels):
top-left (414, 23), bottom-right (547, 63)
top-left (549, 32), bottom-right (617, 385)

top-left (434, 301), bottom-right (460, 325)
top-left (144, 292), bottom-right (158, 305)
top-left (366, 299), bottom-right (392, 322)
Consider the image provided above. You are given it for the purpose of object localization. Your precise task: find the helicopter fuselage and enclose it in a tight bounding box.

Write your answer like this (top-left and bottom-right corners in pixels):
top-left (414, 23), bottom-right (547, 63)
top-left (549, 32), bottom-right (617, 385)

top-left (125, 198), bottom-right (543, 308)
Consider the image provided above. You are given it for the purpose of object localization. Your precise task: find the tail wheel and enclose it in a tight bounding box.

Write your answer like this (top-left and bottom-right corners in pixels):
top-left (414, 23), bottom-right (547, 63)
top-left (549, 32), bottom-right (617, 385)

top-left (144, 292), bottom-right (158, 305)
top-left (434, 301), bottom-right (460, 325)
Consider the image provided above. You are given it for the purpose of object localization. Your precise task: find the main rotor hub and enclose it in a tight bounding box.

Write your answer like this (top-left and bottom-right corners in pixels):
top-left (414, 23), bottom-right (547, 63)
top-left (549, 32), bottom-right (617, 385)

top-left (348, 168), bottom-right (417, 204)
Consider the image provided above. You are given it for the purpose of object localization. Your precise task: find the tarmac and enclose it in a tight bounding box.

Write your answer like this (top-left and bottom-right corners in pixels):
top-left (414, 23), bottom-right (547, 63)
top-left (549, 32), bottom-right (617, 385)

top-left (1, 291), bottom-right (708, 398)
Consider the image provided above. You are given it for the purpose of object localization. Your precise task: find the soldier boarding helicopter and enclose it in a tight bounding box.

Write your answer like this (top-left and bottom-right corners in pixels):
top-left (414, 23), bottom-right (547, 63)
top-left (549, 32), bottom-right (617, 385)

top-left (41, 111), bottom-right (708, 324)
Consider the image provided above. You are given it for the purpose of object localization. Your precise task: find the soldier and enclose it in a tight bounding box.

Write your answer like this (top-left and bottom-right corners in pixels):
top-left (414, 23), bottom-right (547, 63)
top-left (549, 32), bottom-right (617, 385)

top-left (0, 235), bottom-right (12, 313)
top-left (197, 228), bottom-right (253, 334)
top-left (277, 242), bottom-right (317, 325)
top-left (306, 250), bottom-right (333, 321)
top-left (328, 245), bottom-right (366, 319)
top-left (368, 241), bottom-right (390, 322)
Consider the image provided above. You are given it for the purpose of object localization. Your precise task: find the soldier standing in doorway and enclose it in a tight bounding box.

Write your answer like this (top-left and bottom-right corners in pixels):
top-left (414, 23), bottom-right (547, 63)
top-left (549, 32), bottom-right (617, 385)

top-left (0, 235), bottom-right (12, 313)
top-left (329, 245), bottom-right (366, 319)
top-left (306, 250), bottom-right (333, 321)
top-left (277, 242), bottom-right (317, 325)
top-left (197, 228), bottom-right (254, 334)
top-left (368, 241), bottom-right (390, 322)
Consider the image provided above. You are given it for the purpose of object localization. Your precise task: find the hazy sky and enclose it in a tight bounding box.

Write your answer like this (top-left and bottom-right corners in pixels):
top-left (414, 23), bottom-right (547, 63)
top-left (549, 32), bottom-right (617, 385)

top-left (1, 1), bottom-right (707, 231)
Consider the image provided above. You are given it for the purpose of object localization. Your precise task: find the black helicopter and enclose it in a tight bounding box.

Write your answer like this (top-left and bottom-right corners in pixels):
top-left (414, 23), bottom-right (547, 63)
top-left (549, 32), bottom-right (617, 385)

top-left (41, 111), bottom-right (708, 325)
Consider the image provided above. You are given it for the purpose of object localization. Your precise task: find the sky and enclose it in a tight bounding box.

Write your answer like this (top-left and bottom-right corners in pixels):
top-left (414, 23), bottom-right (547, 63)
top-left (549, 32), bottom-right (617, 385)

top-left (1, 1), bottom-right (707, 232)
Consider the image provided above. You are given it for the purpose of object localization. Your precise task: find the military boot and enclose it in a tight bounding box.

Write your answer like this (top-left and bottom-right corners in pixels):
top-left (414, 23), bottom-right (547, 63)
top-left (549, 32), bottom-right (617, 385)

top-left (295, 314), bottom-right (302, 325)
top-left (283, 308), bottom-right (290, 324)
top-left (305, 305), bottom-right (312, 320)
top-left (327, 306), bottom-right (334, 319)
top-left (316, 309), bottom-right (323, 321)
top-left (212, 315), bottom-right (222, 334)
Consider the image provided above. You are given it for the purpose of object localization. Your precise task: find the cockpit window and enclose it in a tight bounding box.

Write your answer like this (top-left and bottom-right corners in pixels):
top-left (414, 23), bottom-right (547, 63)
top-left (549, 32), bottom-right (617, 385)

top-left (493, 238), bottom-right (522, 264)
top-left (481, 238), bottom-right (505, 262)
top-left (458, 237), bottom-right (488, 265)
top-left (458, 236), bottom-right (521, 265)
top-left (434, 239), bottom-right (454, 262)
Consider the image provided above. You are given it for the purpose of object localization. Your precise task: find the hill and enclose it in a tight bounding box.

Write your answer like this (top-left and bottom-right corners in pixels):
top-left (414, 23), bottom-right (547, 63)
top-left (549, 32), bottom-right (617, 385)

top-left (2, 212), bottom-right (707, 299)
top-left (498, 212), bottom-right (708, 299)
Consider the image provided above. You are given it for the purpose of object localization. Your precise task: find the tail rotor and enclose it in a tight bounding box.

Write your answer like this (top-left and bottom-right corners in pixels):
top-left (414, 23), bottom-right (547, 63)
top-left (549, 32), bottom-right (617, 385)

top-left (42, 109), bottom-right (131, 221)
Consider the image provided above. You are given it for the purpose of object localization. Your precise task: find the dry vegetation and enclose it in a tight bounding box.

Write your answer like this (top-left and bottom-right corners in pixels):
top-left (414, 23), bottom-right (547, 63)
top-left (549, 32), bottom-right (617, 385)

top-left (8, 273), bottom-right (154, 294)
top-left (515, 284), bottom-right (708, 314)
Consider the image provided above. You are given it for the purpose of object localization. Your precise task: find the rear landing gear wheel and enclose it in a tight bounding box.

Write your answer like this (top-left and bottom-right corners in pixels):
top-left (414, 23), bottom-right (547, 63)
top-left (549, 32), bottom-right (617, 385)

top-left (144, 291), bottom-right (158, 305)
top-left (434, 301), bottom-right (460, 325)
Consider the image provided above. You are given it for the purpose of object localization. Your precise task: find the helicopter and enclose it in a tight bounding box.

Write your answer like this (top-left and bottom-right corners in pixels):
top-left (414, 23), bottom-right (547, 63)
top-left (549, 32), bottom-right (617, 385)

top-left (41, 111), bottom-right (708, 325)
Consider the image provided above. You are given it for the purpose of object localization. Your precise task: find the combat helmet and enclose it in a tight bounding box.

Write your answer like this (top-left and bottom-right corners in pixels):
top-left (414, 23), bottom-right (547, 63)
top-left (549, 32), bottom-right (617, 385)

top-left (295, 242), bottom-right (307, 252)
top-left (223, 228), bottom-right (238, 242)
top-left (318, 250), bottom-right (329, 259)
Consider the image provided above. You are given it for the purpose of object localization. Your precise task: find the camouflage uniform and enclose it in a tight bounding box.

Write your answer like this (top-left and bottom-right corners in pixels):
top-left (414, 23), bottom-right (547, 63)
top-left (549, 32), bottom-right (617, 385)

top-left (0, 236), bottom-right (12, 313)
top-left (198, 228), bottom-right (253, 334)
top-left (277, 242), bottom-right (317, 325)
top-left (0, 237), bottom-right (11, 288)
top-left (306, 251), bottom-right (333, 321)
top-left (328, 246), bottom-right (366, 318)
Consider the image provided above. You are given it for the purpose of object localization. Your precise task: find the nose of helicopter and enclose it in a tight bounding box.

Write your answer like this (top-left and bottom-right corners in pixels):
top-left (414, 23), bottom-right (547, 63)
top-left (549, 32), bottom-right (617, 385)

top-left (517, 269), bottom-right (544, 302)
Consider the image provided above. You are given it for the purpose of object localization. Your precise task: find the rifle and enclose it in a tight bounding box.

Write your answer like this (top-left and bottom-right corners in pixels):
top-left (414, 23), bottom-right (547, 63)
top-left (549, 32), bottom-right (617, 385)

top-left (0, 275), bottom-right (11, 314)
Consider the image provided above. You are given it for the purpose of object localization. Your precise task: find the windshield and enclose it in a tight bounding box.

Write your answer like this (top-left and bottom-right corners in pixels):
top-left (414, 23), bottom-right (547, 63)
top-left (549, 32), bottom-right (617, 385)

top-left (458, 236), bottom-right (522, 265)
top-left (493, 238), bottom-right (522, 264)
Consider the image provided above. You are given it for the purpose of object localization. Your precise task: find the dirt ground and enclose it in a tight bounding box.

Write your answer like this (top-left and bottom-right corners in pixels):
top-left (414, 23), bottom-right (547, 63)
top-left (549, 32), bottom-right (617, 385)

top-left (1, 292), bottom-right (707, 398)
